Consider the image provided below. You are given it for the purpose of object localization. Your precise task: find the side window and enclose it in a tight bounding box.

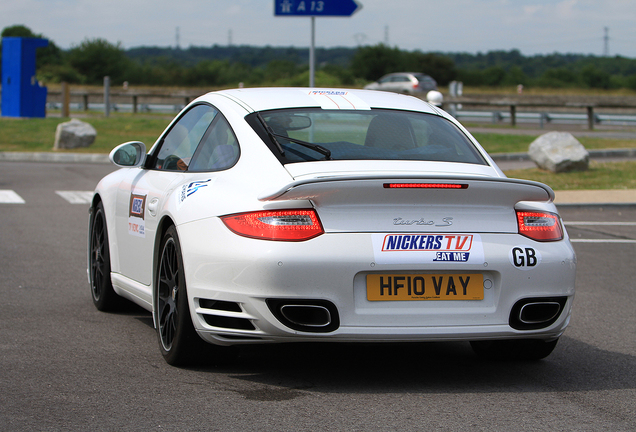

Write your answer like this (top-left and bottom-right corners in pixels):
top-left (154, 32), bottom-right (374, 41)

top-left (188, 115), bottom-right (239, 172)
top-left (154, 104), bottom-right (217, 171)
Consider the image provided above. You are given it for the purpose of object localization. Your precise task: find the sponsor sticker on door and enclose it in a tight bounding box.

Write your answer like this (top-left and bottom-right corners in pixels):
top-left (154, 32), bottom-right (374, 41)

top-left (128, 193), bottom-right (146, 238)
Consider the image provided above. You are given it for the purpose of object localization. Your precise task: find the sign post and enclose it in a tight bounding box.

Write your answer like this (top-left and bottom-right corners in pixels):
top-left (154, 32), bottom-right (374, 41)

top-left (274, 0), bottom-right (362, 87)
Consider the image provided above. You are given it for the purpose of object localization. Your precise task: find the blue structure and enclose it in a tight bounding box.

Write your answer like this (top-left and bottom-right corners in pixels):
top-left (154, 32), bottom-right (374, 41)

top-left (1, 37), bottom-right (49, 118)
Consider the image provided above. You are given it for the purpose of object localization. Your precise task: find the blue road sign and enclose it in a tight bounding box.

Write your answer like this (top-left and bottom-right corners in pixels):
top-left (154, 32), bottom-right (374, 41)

top-left (274, 0), bottom-right (362, 17)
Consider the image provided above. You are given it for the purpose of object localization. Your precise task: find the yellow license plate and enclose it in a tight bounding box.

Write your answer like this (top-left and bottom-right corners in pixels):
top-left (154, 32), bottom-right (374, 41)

top-left (367, 274), bottom-right (484, 301)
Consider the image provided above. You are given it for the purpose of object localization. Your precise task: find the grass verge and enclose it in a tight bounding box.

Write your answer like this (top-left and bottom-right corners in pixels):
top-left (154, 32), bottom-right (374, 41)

top-left (472, 132), bottom-right (636, 154)
top-left (504, 160), bottom-right (636, 190)
top-left (0, 114), bottom-right (171, 153)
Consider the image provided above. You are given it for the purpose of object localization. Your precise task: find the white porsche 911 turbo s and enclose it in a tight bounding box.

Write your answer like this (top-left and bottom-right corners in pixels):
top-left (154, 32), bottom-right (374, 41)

top-left (88, 88), bottom-right (576, 366)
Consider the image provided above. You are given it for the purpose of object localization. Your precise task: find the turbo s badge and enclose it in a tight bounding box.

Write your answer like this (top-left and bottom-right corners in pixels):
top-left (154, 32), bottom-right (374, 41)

top-left (372, 233), bottom-right (484, 265)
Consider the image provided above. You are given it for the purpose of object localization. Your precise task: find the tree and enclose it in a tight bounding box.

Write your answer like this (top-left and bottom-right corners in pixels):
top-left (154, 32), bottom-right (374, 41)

top-left (482, 66), bottom-right (506, 86)
top-left (1, 24), bottom-right (36, 38)
top-left (403, 52), bottom-right (457, 85)
top-left (536, 68), bottom-right (580, 88)
top-left (68, 38), bottom-right (132, 84)
top-left (581, 65), bottom-right (611, 89)
top-left (351, 44), bottom-right (404, 81)
top-left (263, 59), bottom-right (299, 83)
top-left (503, 66), bottom-right (529, 86)
top-left (320, 64), bottom-right (354, 86)
top-left (456, 69), bottom-right (485, 86)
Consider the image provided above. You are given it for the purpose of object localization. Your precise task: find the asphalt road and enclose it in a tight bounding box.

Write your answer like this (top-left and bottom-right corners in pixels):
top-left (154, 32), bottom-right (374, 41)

top-left (1, 162), bottom-right (635, 431)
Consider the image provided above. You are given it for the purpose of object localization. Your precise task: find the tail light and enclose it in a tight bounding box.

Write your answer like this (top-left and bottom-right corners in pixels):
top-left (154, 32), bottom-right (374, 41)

top-left (516, 211), bottom-right (563, 242)
top-left (221, 209), bottom-right (324, 241)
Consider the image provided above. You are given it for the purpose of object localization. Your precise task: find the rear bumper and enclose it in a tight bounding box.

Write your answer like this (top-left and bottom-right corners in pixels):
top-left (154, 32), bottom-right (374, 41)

top-left (178, 218), bottom-right (576, 345)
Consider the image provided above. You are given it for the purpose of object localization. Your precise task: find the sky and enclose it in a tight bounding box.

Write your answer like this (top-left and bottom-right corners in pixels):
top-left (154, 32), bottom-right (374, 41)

top-left (2, 0), bottom-right (636, 58)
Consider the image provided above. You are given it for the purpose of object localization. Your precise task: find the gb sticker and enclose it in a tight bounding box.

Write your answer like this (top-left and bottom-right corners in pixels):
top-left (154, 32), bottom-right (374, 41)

top-left (510, 245), bottom-right (541, 270)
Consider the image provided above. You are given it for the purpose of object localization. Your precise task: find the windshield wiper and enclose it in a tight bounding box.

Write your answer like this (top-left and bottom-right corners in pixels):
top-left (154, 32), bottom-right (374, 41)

top-left (256, 112), bottom-right (332, 160)
top-left (256, 112), bottom-right (285, 157)
top-left (270, 133), bottom-right (332, 160)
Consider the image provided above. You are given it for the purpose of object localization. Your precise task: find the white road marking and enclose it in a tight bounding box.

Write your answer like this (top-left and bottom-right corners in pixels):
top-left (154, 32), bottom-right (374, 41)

top-left (565, 221), bottom-right (636, 226)
top-left (566, 221), bottom-right (636, 243)
top-left (56, 191), bottom-right (94, 204)
top-left (0, 190), bottom-right (25, 204)
top-left (570, 239), bottom-right (636, 243)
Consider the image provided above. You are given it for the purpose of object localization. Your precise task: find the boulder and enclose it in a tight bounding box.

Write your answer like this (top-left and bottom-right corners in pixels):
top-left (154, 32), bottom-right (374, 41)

top-left (54, 119), bottom-right (97, 150)
top-left (528, 131), bottom-right (589, 173)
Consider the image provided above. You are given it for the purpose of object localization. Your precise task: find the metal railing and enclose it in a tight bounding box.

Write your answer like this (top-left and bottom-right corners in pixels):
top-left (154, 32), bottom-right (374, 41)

top-left (443, 96), bottom-right (636, 130)
top-left (46, 89), bottom-right (198, 114)
top-left (40, 90), bottom-right (636, 130)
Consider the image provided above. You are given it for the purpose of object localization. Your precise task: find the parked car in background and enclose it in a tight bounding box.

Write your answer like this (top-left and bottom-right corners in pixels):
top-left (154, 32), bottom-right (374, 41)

top-left (364, 72), bottom-right (438, 95)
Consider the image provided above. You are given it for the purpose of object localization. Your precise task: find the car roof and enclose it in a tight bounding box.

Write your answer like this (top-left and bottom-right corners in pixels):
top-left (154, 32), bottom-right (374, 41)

top-left (203, 87), bottom-right (439, 115)
top-left (386, 72), bottom-right (430, 77)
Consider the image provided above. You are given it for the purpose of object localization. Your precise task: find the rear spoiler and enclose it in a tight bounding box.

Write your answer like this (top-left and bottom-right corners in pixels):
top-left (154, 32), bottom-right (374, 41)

top-left (258, 175), bottom-right (555, 202)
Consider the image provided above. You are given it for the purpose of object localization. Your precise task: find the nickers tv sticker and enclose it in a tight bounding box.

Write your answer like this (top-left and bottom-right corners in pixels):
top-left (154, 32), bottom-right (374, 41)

top-left (128, 193), bottom-right (146, 238)
top-left (372, 233), bottom-right (484, 265)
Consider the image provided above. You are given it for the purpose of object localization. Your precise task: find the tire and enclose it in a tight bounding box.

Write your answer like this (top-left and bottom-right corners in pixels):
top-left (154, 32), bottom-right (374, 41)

top-left (470, 338), bottom-right (559, 361)
top-left (89, 201), bottom-right (119, 311)
top-left (155, 226), bottom-right (209, 366)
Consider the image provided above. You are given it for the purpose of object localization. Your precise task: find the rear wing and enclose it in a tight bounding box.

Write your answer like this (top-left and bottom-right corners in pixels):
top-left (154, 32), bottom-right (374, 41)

top-left (258, 175), bottom-right (554, 203)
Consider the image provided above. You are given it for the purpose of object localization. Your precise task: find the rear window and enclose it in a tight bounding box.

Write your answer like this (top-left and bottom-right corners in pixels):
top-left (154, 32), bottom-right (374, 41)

top-left (249, 108), bottom-right (487, 165)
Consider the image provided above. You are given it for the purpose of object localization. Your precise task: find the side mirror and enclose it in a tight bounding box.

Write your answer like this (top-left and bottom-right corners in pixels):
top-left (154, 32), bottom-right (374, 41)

top-left (109, 141), bottom-right (147, 167)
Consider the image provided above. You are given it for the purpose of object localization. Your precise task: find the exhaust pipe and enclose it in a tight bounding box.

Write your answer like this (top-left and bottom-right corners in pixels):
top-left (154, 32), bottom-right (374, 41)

top-left (509, 297), bottom-right (567, 330)
top-left (519, 302), bottom-right (562, 325)
top-left (266, 299), bottom-right (340, 333)
top-left (281, 305), bottom-right (332, 327)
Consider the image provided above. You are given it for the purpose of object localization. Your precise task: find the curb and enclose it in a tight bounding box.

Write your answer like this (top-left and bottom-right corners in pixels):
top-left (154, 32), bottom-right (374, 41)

top-left (0, 151), bottom-right (109, 164)
top-left (554, 188), bottom-right (636, 207)
top-left (490, 148), bottom-right (636, 161)
top-left (556, 202), bottom-right (636, 207)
